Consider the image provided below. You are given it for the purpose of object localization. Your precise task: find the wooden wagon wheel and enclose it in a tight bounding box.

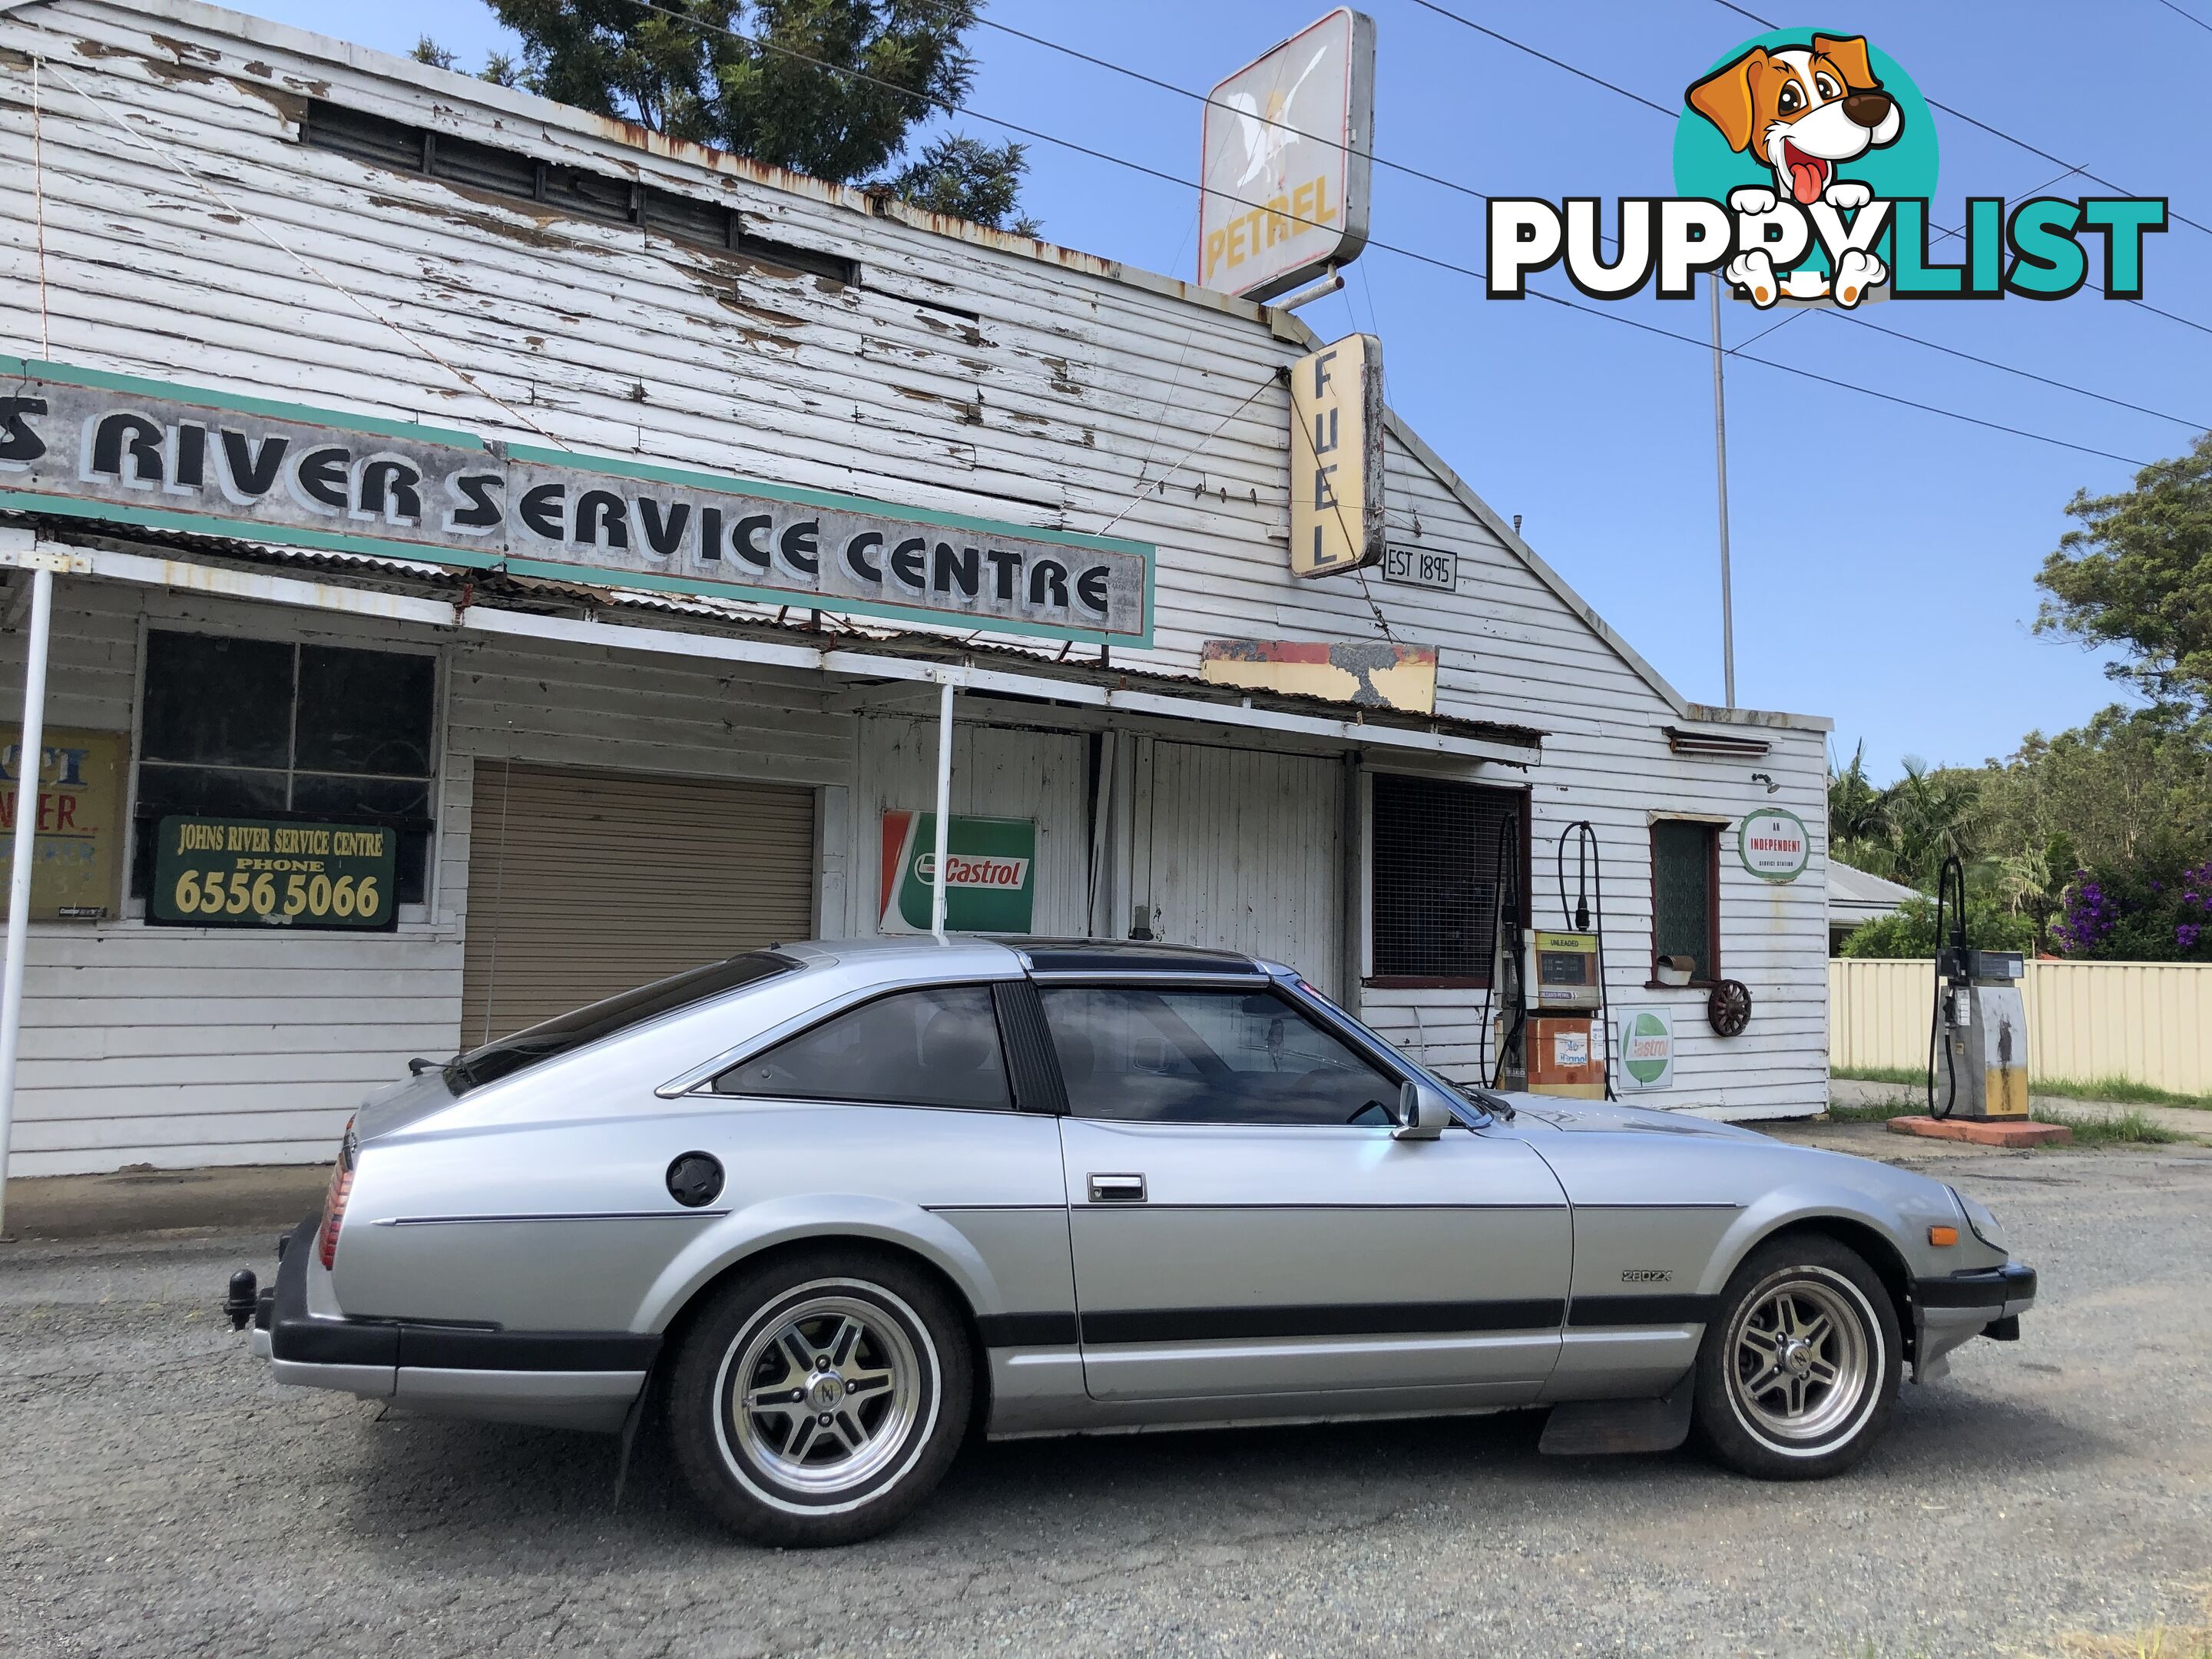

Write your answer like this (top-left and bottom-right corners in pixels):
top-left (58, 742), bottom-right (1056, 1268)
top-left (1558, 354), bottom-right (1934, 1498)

top-left (1707, 978), bottom-right (1753, 1037)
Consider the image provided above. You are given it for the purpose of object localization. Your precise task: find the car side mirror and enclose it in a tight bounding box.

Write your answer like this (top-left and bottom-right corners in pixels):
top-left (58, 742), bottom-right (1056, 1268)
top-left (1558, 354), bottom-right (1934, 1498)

top-left (1393, 1078), bottom-right (1453, 1141)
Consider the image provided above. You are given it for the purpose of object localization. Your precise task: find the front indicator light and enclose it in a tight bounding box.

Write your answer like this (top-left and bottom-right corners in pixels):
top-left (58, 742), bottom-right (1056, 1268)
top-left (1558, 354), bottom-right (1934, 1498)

top-left (1928, 1225), bottom-right (1959, 1247)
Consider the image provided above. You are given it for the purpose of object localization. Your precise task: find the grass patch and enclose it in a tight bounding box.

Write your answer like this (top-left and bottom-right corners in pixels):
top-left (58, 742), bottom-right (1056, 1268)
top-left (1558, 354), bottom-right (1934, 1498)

top-left (1829, 1097), bottom-right (1919, 1124)
top-left (2030, 1075), bottom-right (2212, 1111)
top-left (1833, 1067), bottom-right (2212, 1111)
top-left (1833, 1065), bottom-right (1926, 1088)
top-left (2038, 1108), bottom-right (2186, 1146)
top-left (2056, 1631), bottom-right (2212, 1658)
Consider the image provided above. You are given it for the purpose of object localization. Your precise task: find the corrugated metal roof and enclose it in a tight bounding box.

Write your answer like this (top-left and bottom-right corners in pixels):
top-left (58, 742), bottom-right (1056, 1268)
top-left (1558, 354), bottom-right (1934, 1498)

top-left (15, 512), bottom-right (1545, 752)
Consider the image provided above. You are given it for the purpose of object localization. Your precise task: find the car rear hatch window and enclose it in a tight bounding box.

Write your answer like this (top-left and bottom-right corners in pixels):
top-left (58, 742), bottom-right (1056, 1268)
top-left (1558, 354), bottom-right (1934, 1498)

top-left (445, 952), bottom-right (797, 1094)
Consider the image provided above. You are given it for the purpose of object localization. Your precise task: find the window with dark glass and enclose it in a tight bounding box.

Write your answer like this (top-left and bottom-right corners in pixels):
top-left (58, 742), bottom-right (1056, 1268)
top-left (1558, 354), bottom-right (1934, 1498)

top-left (1651, 820), bottom-right (1720, 983)
top-left (448, 952), bottom-right (795, 1094)
top-left (1040, 986), bottom-right (1400, 1127)
top-left (1369, 774), bottom-right (1522, 984)
top-left (714, 985), bottom-right (1012, 1111)
top-left (132, 631), bottom-right (437, 906)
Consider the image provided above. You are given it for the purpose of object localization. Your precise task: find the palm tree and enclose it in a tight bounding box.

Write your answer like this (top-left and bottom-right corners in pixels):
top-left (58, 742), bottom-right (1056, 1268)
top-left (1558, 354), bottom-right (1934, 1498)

top-left (1829, 741), bottom-right (1905, 880)
top-left (1884, 757), bottom-right (1982, 888)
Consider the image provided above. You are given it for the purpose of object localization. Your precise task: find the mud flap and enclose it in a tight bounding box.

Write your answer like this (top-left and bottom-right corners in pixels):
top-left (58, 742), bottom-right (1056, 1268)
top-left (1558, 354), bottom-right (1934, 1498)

top-left (1539, 1379), bottom-right (1693, 1456)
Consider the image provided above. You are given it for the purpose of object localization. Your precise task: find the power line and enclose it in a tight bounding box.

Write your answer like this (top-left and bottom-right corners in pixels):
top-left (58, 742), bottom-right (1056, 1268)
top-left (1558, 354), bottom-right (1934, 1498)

top-left (1399, 0), bottom-right (1674, 118)
top-left (2151, 0), bottom-right (2212, 35)
top-left (975, 15), bottom-right (1489, 214)
top-left (980, 8), bottom-right (2207, 430)
top-left (612, 0), bottom-right (2153, 467)
top-left (1709, 0), bottom-right (2212, 237)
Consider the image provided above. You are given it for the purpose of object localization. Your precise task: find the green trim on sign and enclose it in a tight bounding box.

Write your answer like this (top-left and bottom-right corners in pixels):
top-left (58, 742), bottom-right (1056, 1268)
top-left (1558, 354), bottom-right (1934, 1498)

top-left (0, 354), bottom-right (488, 449)
top-left (1737, 806), bottom-right (1812, 882)
top-left (0, 491), bottom-right (512, 570)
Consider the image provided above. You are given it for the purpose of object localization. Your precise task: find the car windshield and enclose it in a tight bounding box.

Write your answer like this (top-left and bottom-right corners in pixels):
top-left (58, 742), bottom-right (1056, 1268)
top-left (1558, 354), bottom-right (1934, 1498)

top-left (445, 952), bottom-right (796, 1094)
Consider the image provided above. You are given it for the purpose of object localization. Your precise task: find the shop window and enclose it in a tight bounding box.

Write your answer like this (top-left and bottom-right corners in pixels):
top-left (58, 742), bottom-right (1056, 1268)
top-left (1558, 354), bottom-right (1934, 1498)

top-left (132, 631), bottom-right (437, 909)
top-left (1651, 820), bottom-right (1720, 984)
top-left (1369, 773), bottom-right (1523, 985)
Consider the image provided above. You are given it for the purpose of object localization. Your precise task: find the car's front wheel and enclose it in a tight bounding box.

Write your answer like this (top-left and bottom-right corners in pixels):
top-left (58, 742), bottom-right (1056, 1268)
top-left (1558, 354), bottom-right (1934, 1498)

top-left (1690, 1233), bottom-right (1901, 1480)
top-left (667, 1248), bottom-right (972, 1546)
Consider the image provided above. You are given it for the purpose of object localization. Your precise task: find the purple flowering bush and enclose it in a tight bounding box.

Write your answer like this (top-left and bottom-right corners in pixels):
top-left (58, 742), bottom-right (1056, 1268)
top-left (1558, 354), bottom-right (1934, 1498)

top-left (2051, 859), bottom-right (2212, 961)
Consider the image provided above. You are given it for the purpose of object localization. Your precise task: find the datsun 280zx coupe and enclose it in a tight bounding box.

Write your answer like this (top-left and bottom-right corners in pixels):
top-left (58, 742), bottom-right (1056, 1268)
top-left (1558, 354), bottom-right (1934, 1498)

top-left (228, 938), bottom-right (2035, 1546)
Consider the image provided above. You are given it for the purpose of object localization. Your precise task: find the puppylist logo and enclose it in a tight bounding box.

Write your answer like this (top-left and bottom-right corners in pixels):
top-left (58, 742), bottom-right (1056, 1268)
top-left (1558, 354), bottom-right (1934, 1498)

top-left (1488, 29), bottom-right (2167, 307)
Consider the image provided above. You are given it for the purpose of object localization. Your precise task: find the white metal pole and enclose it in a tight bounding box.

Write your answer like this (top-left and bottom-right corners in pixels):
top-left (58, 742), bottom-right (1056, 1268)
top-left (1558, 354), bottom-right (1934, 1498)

top-left (930, 674), bottom-right (953, 943)
top-left (1710, 273), bottom-right (1737, 710)
top-left (1, 563), bottom-right (57, 1237)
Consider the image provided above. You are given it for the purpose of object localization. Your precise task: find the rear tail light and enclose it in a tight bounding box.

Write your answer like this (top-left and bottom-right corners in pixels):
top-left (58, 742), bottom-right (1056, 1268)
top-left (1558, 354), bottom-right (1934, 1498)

top-left (317, 1117), bottom-right (357, 1270)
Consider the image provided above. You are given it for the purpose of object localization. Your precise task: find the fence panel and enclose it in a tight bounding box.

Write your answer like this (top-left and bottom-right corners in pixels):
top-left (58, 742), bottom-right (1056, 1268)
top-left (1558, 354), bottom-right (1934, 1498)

top-left (1828, 959), bottom-right (2212, 1095)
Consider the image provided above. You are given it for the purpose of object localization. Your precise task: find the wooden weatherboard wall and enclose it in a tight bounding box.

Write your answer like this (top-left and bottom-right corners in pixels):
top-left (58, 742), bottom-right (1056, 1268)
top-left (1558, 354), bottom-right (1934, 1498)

top-left (0, 576), bottom-right (859, 1174)
top-left (0, 0), bottom-right (1833, 1168)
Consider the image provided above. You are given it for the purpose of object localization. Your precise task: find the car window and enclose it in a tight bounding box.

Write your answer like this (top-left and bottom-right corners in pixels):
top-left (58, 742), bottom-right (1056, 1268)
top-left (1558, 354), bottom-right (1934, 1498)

top-left (713, 985), bottom-right (1012, 1111)
top-left (446, 952), bottom-right (795, 1094)
top-left (1039, 985), bottom-right (1401, 1126)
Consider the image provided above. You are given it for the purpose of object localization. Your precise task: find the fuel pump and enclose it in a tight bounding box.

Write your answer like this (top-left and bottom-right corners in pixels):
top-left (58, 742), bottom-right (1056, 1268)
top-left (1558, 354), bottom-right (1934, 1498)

top-left (1926, 853), bottom-right (2029, 1120)
top-left (1521, 823), bottom-right (1613, 1100)
top-left (1485, 820), bottom-right (1615, 1098)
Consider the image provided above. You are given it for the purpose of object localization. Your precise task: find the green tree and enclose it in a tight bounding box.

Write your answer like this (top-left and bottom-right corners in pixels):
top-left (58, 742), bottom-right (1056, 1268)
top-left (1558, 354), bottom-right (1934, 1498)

top-left (1827, 740), bottom-right (1895, 877)
top-left (453, 0), bottom-right (1035, 231)
top-left (2038, 432), bottom-right (2212, 714)
top-left (878, 134), bottom-right (1039, 236)
top-left (1838, 895), bottom-right (2035, 959)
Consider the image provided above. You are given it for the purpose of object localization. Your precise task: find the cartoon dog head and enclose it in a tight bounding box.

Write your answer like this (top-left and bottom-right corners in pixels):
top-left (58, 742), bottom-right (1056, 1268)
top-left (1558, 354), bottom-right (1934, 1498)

top-left (1687, 35), bottom-right (1902, 205)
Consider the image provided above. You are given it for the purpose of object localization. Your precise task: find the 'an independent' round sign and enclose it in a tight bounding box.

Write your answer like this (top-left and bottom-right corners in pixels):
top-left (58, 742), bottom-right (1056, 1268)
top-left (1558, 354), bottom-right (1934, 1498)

top-left (1737, 807), bottom-right (1811, 882)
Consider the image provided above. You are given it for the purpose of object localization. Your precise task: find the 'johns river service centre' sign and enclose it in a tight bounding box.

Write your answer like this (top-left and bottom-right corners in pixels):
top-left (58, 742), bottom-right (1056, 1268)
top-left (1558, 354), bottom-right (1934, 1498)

top-left (0, 359), bottom-right (1153, 646)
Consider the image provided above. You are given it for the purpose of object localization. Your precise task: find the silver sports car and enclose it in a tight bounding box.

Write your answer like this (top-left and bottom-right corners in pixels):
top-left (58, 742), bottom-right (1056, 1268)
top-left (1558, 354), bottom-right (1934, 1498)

top-left (228, 938), bottom-right (2035, 1547)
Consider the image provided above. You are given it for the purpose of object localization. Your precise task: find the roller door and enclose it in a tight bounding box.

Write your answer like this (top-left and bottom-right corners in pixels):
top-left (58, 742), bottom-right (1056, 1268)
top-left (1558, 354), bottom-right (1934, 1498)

top-left (460, 762), bottom-right (816, 1045)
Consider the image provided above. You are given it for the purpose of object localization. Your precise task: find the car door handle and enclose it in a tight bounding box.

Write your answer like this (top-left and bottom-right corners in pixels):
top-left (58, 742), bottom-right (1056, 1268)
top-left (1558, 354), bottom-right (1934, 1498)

top-left (1088, 1172), bottom-right (1147, 1204)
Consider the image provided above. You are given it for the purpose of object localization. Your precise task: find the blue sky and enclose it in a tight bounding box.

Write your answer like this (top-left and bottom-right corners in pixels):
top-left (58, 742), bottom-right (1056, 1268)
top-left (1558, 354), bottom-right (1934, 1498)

top-left (233, 2), bottom-right (2209, 780)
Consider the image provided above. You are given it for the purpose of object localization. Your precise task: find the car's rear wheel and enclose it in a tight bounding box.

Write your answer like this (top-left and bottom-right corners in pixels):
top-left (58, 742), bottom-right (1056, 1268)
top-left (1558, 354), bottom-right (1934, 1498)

top-left (667, 1249), bottom-right (972, 1546)
top-left (1690, 1234), bottom-right (1900, 1480)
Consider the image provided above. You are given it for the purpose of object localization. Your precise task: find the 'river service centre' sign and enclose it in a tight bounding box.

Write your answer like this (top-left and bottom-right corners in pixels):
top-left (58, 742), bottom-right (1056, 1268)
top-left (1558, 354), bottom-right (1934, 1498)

top-left (0, 358), bottom-right (1153, 647)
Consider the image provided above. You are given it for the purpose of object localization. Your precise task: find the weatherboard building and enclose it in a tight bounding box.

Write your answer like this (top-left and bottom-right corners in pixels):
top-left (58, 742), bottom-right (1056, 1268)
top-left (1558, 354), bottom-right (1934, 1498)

top-left (0, 0), bottom-right (1830, 1177)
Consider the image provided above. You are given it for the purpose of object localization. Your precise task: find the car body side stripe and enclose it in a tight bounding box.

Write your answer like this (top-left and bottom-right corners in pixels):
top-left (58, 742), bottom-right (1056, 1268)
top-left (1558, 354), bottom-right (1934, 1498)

top-left (1078, 1300), bottom-right (1567, 1345)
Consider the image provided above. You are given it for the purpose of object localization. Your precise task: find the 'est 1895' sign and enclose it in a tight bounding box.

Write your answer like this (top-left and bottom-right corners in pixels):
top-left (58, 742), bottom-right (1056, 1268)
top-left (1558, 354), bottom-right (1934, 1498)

top-left (152, 816), bottom-right (398, 930)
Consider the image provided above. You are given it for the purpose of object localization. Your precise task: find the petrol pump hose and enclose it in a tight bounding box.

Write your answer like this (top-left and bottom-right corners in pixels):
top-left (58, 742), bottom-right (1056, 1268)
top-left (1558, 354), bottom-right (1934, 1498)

top-left (1557, 821), bottom-right (1616, 1102)
top-left (1926, 853), bottom-right (1969, 1121)
top-left (1481, 815), bottom-right (1524, 1090)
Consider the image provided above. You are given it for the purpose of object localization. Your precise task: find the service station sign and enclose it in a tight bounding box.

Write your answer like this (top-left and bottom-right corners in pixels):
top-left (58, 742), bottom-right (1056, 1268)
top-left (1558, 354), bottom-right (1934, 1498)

top-left (0, 360), bottom-right (1153, 646)
top-left (1200, 8), bottom-right (1376, 300)
top-left (1737, 807), bottom-right (1812, 882)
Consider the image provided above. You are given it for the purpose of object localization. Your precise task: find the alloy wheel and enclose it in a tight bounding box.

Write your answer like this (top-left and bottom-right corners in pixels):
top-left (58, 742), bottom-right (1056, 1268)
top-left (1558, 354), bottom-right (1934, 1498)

top-left (1726, 1274), bottom-right (1872, 1443)
top-left (722, 1293), bottom-right (923, 1497)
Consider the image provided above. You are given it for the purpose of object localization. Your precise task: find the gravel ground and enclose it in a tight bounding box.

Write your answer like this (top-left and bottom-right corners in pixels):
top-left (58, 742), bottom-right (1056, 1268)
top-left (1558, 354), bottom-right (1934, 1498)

top-left (3, 1129), bottom-right (2207, 1659)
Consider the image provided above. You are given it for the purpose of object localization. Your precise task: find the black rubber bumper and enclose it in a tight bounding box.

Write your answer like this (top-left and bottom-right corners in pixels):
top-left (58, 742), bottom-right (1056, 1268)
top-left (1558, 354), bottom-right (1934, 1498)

top-left (259, 1214), bottom-right (658, 1373)
top-left (1912, 1262), bottom-right (2038, 1310)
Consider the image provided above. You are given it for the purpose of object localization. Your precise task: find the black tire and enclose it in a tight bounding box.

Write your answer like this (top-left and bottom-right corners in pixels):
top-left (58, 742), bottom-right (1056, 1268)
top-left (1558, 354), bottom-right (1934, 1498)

top-left (667, 1248), bottom-right (973, 1546)
top-left (1690, 1233), bottom-right (1901, 1481)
